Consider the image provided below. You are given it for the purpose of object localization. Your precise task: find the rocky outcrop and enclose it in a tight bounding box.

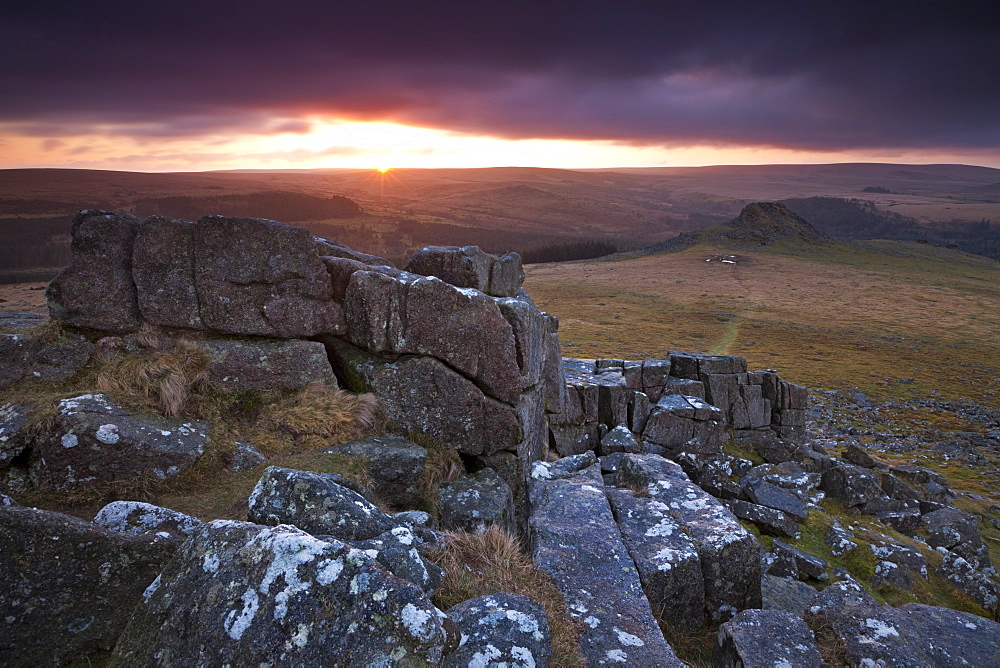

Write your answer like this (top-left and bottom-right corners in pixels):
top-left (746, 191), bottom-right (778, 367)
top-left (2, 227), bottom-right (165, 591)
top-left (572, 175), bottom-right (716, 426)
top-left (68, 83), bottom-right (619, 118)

top-left (112, 520), bottom-right (452, 666)
top-left (34, 394), bottom-right (209, 489)
top-left (528, 453), bottom-right (684, 666)
top-left (713, 609), bottom-right (822, 668)
top-left (13, 204), bottom-right (1000, 666)
top-left (548, 353), bottom-right (806, 465)
top-left (0, 506), bottom-right (175, 665)
top-left (41, 213), bottom-right (561, 522)
top-left (444, 593), bottom-right (551, 668)
top-left (324, 434), bottom-right (427, 508)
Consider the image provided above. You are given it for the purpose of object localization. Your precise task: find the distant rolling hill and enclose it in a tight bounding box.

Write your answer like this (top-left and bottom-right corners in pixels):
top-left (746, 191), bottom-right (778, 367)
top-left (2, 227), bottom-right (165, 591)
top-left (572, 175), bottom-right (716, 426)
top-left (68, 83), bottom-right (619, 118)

top-left (525, 201), bottom-right (1000, 412)
top-left (2, 163), bottom-right (1000, 282)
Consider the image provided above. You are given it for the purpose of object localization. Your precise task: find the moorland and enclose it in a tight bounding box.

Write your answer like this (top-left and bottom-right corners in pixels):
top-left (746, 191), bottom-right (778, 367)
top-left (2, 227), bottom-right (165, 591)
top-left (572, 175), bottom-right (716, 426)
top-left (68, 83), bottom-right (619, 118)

top-left (2, 162), bottom-right (999, 282)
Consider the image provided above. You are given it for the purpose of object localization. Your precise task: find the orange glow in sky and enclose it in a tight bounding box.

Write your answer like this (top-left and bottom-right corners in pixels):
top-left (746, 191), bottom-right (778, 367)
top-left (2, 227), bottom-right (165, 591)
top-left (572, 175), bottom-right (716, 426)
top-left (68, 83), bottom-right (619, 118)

top-left (1, 116), bottom-right (998, 172)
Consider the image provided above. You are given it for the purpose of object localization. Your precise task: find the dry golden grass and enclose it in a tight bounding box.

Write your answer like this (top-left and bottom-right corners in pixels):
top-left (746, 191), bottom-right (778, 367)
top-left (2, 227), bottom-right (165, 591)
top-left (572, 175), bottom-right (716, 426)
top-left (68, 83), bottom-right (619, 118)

top-left (427, 527), bottom-right (584, 667)
top-left (256, 384), bottom-right (381, 454)
top-left (95, 332), bottom-right (211, 417)
top-left (406, 431), bottom-right (465, 517)
top-left (526, 240), bottom-right (1000, 410)
top-left (659, 625), bottom-right (716, 667)
top-left (3, 324), bottom-right (386, 521)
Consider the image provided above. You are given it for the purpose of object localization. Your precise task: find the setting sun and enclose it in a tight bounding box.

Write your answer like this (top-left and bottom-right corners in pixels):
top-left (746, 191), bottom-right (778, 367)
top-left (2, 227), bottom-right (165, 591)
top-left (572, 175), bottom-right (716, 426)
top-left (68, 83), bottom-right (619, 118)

top-left (377, 167), bottom-right (390, 173)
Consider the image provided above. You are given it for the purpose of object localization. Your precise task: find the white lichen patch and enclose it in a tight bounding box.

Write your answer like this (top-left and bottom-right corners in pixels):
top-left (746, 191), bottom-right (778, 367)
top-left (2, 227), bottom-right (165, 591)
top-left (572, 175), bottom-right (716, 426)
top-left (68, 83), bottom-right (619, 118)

top-left (61, 433), bottom-right (78, 448)
top-left (223, 588), bottom-right (260, 640)
top-left (584, 615), bottom-right (600, 629)
top-left (645, 519), bottom-right (676, 538)
top-left (605, 649), bottom-right (628, 662)
top-left (511, 646), bottom-right (536, 667)
top-left (614, 628), bottom-right (645, 647)
top-left (469, 644), bottom-right (502, 668)
top-left (142, 574), bottom-right (162, 601)
top-left (287, 623), bottom-right (311, 650)
top-left (505, 609), bottom-right (540, 635)
top-left (203, 553), bottom-right (220, 573)
top-left (530, 461), bottom-right (552, 480)
top-left (58, 394), bottom-right (105, 416)
top-left (95, 424), bottom-right (120, 444)
top-left (316, 558), bottom-right (344, 585)
top-left (390, 526), bottom-right (415, 545)
top-left (401, 602), bottom-right (435, 640)
top-left (859, 618), bottom-right (900, 644)
top-left (250, 526), bottom-right (329, 621)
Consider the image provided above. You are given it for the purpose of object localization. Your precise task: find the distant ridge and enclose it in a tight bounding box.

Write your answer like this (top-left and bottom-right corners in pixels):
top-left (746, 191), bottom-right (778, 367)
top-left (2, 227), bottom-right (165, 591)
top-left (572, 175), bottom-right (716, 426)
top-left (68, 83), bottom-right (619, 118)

top-left (635, 202), bottom-right (829, 255)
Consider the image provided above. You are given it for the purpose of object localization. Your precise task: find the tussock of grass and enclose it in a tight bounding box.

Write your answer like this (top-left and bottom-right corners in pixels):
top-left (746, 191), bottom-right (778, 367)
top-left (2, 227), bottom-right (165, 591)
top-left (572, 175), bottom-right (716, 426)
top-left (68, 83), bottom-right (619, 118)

top-left (407, 431), bottom-right (465, 517)
top-left (659, 625), bottom-right (716, 668)
top-left (805, 612), bottom-right (850, 668)
top-left (95, 336), bottom-right (211, 416)
top-left (427, 527), bottom-right (584, 667)
top-left (257, 384), bottom-right (382, 454)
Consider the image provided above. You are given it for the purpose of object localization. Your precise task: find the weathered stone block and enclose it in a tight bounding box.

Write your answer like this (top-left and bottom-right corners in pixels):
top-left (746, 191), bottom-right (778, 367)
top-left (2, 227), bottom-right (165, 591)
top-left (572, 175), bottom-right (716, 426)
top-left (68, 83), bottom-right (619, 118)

top-left (198, 338), bottom-right (338, 391)
top-left (615, 454), bottom-right (761, 620)
top-left (193, 216), bottom-right (342, 337)
top-left (325, 434), bottom-right (427, 508)
top-left (0, 506), bottom-right (174, 665)
top-left (93, 501), bottom-right (201, 542)
top-left (444, 593), bottom-right (550, 668)
top-left (112, 521), bottom-right (451, 666)
top-left (528, 457), bottom-right (683, 666)
top-left (34, 394), bottom-right (208, 489)
top-left (248, 466), bottom-right (398, 540)
top-left (327, 339), bottom-right (522, 457)
top-left (607, 487), bottom-right (706, 632)
top-left (439, 468), bottom-right (516, 534)
top-left (132, 216), bottom-right (204, 329)
top-left (820, 461), bottom-right (883, 507)
top-left (714, 609), bottom-right (822, 668)
top-left (47, 210), bottom-right (142, 332)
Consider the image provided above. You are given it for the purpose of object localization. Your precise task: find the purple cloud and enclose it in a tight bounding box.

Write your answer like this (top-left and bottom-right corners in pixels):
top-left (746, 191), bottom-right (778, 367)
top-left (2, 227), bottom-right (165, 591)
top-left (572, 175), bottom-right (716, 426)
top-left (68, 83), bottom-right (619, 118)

top-left (2, 1), bottom-right (998, 152)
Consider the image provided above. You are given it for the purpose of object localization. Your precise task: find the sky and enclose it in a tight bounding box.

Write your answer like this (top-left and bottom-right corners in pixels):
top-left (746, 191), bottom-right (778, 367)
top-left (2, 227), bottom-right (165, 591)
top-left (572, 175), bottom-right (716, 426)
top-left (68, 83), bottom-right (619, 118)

top-left (3, 1), bottom-right (999, 172)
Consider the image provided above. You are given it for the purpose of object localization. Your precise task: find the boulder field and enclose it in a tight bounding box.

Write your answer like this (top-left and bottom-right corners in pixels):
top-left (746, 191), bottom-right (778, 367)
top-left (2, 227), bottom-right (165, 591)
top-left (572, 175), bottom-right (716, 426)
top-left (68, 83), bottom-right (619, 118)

top-left (2, 209), bottom-right (998, 665)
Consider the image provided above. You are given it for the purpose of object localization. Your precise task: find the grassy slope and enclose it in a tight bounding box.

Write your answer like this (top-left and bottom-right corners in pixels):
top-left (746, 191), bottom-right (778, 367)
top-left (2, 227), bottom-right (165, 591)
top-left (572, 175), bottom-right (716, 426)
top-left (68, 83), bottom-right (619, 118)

top-left (529, 237), bottom-right (1000, 627)
top-left (526, 238), bottom-right (1000, 410)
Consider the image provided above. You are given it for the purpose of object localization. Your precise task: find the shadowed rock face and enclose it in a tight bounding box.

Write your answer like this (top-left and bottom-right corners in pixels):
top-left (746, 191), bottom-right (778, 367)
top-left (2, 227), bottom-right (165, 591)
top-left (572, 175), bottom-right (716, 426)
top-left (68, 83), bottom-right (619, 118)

top-left (111, 521), bottom-right (451, 666)
top-left (327, 339), bottom-right (523, 457)
top-left (0, 506), bottom-right (175, 665)
top-left (46, 210), bottom-right (142, 332)
top-left (197, 338), bottom-right (339, 391)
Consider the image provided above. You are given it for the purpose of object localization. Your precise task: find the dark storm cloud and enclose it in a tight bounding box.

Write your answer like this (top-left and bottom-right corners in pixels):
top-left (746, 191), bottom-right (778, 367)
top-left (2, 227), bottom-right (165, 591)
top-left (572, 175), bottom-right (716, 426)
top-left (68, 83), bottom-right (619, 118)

top-left (3, 0), bottom-right (998, 150)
